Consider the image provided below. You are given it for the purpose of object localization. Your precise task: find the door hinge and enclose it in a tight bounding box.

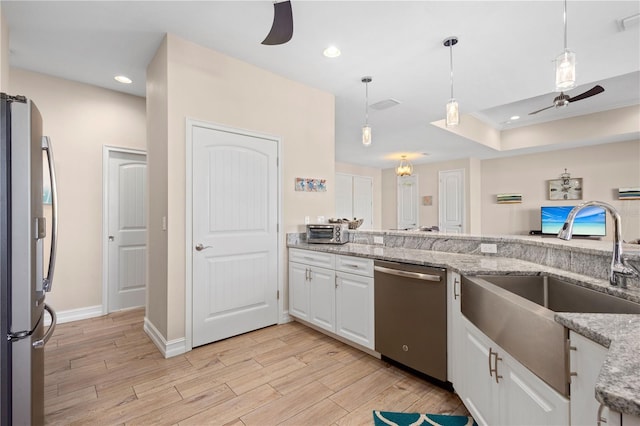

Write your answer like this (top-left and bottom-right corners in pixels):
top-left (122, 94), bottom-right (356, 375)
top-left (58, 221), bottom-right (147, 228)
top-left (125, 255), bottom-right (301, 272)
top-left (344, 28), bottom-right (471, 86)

top-left (277, 223), bottom-right (279, 232)
top-left (277, 290), bottom-right (280, 300)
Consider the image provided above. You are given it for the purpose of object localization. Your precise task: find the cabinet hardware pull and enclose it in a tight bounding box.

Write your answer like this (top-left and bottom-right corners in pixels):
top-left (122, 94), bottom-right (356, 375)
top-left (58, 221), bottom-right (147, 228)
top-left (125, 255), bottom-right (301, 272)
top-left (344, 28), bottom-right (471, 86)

top-left (488, 347), bottom-right (494, 378)
top-left (489, 348), bottom-right (502, 383)
top-left (597, 403), bottom-right (608, 425)
top-left (342, 263), bottom-right (359, 268)
top-left (454, 278), bottom-right (460, 300)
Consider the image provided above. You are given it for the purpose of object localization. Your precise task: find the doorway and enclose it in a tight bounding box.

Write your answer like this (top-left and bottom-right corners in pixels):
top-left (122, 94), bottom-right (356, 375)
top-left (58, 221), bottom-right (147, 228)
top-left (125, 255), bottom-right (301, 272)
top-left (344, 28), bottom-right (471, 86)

top-left (397, 175), bottom-right (418, 230)
top-left (187, 120), bottom-right (280, 348)
top-left (103, 147), bottom-right (147, 313)
top-left (439, 169), bottom-right (465, 233)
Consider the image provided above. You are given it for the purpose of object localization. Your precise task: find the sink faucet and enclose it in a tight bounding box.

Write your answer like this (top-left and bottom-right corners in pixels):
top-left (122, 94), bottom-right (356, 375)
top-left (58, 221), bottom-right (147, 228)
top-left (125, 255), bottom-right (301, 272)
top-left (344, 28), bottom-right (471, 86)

top-left (557, 201), bottom-right (639, 287)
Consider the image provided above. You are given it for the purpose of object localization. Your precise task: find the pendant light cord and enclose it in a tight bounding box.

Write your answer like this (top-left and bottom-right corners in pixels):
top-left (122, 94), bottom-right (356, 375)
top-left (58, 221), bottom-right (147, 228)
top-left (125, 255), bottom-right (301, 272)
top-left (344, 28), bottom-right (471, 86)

top-left (449, 44), bottom-right (454, 99)
top-left (365, 81), bottom-right (369, 125)
top-left (563, 0), bottom-right (568, 50)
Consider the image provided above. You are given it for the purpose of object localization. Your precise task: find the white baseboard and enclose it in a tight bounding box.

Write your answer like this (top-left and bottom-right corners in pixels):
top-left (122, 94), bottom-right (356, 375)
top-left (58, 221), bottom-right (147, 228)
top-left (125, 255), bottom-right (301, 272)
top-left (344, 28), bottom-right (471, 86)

top-left (143, 317), bottom-right (188, 358)
top-left (280, 311), bottom-right (293, 324)
top-left (44, 305), bottom-right (103, 326)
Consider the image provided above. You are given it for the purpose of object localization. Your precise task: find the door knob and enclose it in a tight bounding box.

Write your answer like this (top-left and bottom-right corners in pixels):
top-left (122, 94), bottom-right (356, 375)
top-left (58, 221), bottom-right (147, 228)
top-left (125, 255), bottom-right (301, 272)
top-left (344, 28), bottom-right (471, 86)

top-left (195, 243), bottom-right (212, 251)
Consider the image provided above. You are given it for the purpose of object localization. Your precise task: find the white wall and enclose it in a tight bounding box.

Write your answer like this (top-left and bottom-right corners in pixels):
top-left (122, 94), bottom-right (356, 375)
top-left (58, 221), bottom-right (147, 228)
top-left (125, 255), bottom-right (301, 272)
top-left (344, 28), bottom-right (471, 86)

top-left (146, 34), bottom-right (335, 342)
top-left (0, 6), bottom-right (9, 91)
top-left (9, 69), bottom-right (146, 312)
top-left (481, 140), bottom-right (640, 241)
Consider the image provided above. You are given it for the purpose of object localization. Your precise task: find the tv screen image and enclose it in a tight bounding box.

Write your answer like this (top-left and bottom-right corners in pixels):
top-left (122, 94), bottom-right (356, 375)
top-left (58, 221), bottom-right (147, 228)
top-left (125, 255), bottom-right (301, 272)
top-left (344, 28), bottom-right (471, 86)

top-left (541, 205), bottom-right (606, 236)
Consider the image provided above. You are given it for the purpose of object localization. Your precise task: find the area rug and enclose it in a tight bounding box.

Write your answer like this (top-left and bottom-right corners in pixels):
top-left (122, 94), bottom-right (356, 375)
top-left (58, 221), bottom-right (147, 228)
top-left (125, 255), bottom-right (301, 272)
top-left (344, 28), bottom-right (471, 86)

top-left (373, 410), bottom-right (478, 426)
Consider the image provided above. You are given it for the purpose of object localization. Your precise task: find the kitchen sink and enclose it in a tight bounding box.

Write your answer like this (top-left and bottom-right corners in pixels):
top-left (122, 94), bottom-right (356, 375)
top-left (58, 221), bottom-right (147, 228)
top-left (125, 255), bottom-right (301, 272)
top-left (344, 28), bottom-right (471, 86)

top-left (461, 274), bottom-right (640, 397)
top-left (476, 274), bottom-right (640, 314)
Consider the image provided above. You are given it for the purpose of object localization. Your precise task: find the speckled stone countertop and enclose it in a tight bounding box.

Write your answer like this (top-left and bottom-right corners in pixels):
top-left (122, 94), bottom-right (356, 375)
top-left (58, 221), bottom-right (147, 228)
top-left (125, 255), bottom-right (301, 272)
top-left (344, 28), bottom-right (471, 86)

top-left (555, 314), bottom-right (640, 417)
top-left (288, 239), bottom-right (640, 417)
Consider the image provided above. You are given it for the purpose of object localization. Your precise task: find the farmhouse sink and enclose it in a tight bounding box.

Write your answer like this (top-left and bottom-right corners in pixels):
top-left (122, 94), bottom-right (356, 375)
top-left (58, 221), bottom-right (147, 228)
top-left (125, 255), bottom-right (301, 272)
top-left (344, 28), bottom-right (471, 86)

top-left (461, 274), bottom-right (640, 397)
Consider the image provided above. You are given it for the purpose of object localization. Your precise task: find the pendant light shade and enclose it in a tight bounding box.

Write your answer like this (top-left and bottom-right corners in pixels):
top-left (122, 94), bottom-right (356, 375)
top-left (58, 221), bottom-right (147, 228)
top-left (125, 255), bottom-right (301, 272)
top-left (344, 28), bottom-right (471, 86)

top-left (361, 76), bottom-right (372, 146)
top-left (443, 36), bottom-right (459, 127)
top-left (396, 155), bottom-right (413, 177)
top-left (555, 0), bottom-right (576, 91)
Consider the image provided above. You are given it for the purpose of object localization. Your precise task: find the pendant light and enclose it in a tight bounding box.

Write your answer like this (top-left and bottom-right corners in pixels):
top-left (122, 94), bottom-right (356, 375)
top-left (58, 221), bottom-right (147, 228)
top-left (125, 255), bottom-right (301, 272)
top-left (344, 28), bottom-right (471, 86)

top-left (443, 36), bottom-right (459, 127)
top-left (361, 76), bottom-right (372, 146)
top-left (555, 0), bottom-right (576, 91)
top-left (396, 155), bottom-right (413, 177)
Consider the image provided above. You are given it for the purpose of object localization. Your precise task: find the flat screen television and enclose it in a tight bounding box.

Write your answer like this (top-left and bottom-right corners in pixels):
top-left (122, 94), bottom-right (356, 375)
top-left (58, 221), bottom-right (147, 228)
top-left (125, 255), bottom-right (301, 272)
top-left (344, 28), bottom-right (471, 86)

top-left (541, 205), bottom-right (606, 237)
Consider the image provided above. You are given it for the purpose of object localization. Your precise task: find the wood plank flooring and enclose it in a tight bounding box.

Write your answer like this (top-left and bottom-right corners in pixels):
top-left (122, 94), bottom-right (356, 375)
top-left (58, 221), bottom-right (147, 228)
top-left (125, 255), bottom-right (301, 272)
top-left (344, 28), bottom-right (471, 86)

top-left (44, 308), bottom-right (469, 425)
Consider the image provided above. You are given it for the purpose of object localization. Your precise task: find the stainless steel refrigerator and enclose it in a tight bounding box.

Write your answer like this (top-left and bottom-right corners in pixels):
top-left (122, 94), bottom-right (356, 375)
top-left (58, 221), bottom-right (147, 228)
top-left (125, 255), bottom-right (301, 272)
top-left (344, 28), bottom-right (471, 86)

top-left (1, 93), bottom-right (58, 425)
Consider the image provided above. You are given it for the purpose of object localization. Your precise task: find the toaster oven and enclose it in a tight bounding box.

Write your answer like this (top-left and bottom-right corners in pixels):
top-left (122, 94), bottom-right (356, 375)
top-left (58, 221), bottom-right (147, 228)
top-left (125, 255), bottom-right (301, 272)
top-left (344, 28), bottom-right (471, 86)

top-left (306, 223), bottom-right (349, 244)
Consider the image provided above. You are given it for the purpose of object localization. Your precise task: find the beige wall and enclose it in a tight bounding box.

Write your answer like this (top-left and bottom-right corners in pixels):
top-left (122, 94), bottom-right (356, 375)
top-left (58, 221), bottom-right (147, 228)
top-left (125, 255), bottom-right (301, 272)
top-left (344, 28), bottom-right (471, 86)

top-left (381, 158), bottom-right (481, 233)
top-left (0, 6), bottom-right (9, 91)
top-left (146, 39), bottom-right (169, 337)
top-left (146, 34), bottom-right (335, 342)
top-left (9, 69), bottom-right (146, 312)
top-left (481, 140), bottom-right (640, 241)
top-left (335, 162), bottom-right (382, 229)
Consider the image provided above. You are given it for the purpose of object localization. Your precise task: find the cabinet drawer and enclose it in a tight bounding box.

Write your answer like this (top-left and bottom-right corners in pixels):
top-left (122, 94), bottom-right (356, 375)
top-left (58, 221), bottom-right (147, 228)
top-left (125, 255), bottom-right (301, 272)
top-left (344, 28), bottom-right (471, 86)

top-left (289, 248), bottom-right (335, 269)
top-left (336, 255), bottom-right (374, 277)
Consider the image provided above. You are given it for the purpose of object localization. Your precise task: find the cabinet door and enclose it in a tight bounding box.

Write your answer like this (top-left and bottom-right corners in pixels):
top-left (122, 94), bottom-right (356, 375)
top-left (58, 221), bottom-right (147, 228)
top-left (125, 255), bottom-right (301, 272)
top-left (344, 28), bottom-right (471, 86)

top-left (570, 331), bottom-right (609, 426)
top-left (308, 266), bottom-right (336, 332)
top-left (335, 271), bottom-right (374, 349)
top-left (289, 262), bottom-right (310, 320)
top-left (447, 271), bottom-right (463, 393)
top-left (462, 320), bottom-right (498, 426)
top-left (498, 349), bottom-right (569, 426)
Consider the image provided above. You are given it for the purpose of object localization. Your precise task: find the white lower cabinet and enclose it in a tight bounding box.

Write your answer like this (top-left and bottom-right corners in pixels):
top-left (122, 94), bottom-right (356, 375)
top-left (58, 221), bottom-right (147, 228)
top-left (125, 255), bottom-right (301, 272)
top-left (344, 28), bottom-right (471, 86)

top-left (461, 318), bottom-right (569, 426)
top-left (288, 248), bottom-right (375, 350)
top-left (570, 331), bottom-right (609, 426)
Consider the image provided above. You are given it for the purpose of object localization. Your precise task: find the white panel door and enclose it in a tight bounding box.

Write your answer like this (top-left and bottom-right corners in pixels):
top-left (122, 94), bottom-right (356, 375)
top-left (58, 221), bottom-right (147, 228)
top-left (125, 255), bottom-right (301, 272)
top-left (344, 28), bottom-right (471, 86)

top-left (288, 262), bottom-right (310, 321)
top-left (463, 323), bottom-right (498, 426)
top-left (335, 271), bottom-right (374, 349)
top-left (107, 151), bottom-right (147, 312)
top-left (335, 173), bottom-right (353, 219)
top-left (192, 125), bottom-right (278, 347)
top-left (397, 175), bottom-right (418, 230)
top-left (352, 176), bottom-right (373, 229)
top-left (439, 169), bottom-right (464, 233)
top-left (308, 266), bottom-right (336, 333)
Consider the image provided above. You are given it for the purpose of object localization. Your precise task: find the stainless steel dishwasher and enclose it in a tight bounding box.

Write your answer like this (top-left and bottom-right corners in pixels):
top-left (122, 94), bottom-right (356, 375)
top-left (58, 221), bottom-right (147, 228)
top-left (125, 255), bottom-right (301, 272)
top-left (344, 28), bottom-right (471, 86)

top-left (374, 260), bottom-right (447, 382)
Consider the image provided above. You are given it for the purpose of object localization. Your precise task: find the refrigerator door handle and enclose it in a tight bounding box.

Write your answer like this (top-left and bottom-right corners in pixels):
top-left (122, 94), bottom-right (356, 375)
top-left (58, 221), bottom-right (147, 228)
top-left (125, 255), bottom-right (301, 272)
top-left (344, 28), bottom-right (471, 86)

top-left (41, 136), bottom-right (58, 292)
top-left (32, 304), bottom-right (56, 349)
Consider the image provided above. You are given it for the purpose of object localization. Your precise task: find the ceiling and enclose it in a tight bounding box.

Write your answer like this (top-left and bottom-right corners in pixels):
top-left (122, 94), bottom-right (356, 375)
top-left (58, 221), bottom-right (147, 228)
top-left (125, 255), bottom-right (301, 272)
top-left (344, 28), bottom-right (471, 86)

top-left (3, 1), bottom-right (639, 169)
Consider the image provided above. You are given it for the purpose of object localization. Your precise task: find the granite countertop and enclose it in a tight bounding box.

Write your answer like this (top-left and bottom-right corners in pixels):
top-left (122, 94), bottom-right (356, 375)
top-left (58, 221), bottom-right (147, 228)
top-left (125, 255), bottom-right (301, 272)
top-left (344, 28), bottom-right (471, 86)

top-left (288, 240), bottom-right (640, 417)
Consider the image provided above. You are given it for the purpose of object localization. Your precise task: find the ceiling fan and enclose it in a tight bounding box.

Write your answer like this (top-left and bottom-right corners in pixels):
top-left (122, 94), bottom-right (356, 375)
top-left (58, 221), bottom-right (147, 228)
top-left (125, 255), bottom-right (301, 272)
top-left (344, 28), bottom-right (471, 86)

top-left (261, 1), bottom-right (293, 45)
top-left (528, 85), bottom-right (605, 115)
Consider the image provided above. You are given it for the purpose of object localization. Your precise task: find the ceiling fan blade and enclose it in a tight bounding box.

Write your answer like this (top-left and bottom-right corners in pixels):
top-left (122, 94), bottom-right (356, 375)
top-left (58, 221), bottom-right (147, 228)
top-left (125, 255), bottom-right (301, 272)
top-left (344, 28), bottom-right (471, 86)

top-left (568, 85), bottom-right (605, 103)
top-left (529, 104), bottom-right (555, 115)
top-left (261, 1), bottom-right (293, 45)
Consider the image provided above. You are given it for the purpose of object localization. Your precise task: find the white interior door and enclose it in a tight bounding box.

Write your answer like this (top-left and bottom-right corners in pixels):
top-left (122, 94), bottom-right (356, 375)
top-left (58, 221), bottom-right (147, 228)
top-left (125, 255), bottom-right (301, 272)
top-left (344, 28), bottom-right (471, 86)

top-left (397, 175), bottom-right (418, 230)
top-left (107, 150), bottom-right (147, 312)
top-left (353, 176), bottom-right (373, 229)
top-left (192, 125), bottom-right (278, 347)
top-left (439, 169), bottom-right (465, 233)
top-left (335, 173), bottom-right (353, 219)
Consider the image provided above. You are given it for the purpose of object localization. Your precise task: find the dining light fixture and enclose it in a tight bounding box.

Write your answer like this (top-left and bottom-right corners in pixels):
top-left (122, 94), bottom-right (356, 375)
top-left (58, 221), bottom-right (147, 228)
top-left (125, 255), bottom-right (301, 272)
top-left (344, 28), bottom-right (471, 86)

top-left (443, 36), bottom-right (459, 127)
top-left (396, 155), bottom-right (413, 177)
top-left (555, 0), bottom-right (576, 91)
top-left (361, 76), bottom-right (372, 146)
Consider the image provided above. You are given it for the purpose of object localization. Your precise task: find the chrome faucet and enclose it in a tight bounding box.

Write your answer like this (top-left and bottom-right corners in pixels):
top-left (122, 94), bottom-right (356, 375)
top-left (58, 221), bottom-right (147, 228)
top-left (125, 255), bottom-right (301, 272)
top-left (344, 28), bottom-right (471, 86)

top-left (557, 201), bottom-right (639, 287)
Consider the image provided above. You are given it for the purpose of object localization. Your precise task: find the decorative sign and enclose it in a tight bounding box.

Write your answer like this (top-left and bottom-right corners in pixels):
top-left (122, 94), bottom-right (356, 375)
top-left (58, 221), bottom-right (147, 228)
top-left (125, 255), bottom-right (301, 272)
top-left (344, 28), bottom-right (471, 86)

top-left (619, 187), bottom-right (640, 200)
top-left (496, 193), bottom-right (523, 204)
top-left (295, 177), bottom-right (326, 192)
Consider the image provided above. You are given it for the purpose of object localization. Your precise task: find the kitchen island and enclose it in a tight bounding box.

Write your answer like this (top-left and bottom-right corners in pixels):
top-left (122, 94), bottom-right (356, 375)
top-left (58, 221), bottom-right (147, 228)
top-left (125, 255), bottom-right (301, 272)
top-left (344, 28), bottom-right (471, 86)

top-left (287, 230), bottom-right (640, 421)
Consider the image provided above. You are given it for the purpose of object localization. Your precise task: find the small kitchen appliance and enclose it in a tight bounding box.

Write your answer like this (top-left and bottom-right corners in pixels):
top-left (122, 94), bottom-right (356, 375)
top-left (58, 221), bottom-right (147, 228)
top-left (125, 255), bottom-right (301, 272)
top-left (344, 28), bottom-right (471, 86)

top-left (306, 223), bottom-right (349, 244)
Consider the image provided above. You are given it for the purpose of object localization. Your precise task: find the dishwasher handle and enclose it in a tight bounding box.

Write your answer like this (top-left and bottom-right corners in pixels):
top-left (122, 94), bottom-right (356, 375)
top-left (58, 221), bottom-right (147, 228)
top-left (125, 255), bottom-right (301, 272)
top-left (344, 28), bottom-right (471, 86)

top-left (374, 265), bottom-right (442, 282)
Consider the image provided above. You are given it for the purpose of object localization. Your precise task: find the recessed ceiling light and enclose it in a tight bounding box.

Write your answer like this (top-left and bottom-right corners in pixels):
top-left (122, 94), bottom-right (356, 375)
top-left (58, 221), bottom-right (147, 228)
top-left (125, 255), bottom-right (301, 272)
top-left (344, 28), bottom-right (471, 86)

top-left (510, 115), bottom-right (520, 121)
top-left (114, 75), bottom-right (132, 84)
top-left (323, 45), bottom-right (341, 58)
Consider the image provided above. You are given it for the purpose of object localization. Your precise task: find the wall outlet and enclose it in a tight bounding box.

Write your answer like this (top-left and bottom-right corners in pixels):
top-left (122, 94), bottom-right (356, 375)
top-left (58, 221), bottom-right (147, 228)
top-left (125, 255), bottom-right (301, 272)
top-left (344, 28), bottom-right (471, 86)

top-left (304, 216), bottom-right (310, 225)
top-left (480, 243), bottom-right (497, 254)
top-left (374, 236), bottom-right (384, 245)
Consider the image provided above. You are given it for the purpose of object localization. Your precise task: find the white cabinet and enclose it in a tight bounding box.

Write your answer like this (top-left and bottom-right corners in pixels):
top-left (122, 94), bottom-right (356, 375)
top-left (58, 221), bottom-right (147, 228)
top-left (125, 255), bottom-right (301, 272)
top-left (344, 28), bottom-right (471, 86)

top-left (461, 318), bottom-right (569, 426)
top-left (335, 255), bottom-right (374, 349)
top-left (570, 331), bottom-right (609, 426)
top-left (447, 271), bottom-right (464, 393)
top-left (288, 248), bottom-right (375, 350)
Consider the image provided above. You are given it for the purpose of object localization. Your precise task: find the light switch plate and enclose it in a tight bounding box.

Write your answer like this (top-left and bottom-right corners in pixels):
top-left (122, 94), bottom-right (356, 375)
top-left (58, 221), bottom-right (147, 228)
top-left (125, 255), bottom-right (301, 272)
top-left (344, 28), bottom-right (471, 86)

top-left (480, 243), bottom-right (497, 254)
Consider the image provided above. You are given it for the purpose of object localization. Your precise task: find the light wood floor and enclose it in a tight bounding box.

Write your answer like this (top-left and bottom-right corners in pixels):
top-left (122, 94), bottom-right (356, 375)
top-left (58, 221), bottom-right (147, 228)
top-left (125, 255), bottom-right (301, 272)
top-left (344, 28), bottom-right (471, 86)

top-left (44, 308), bottom-right (469, 425)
